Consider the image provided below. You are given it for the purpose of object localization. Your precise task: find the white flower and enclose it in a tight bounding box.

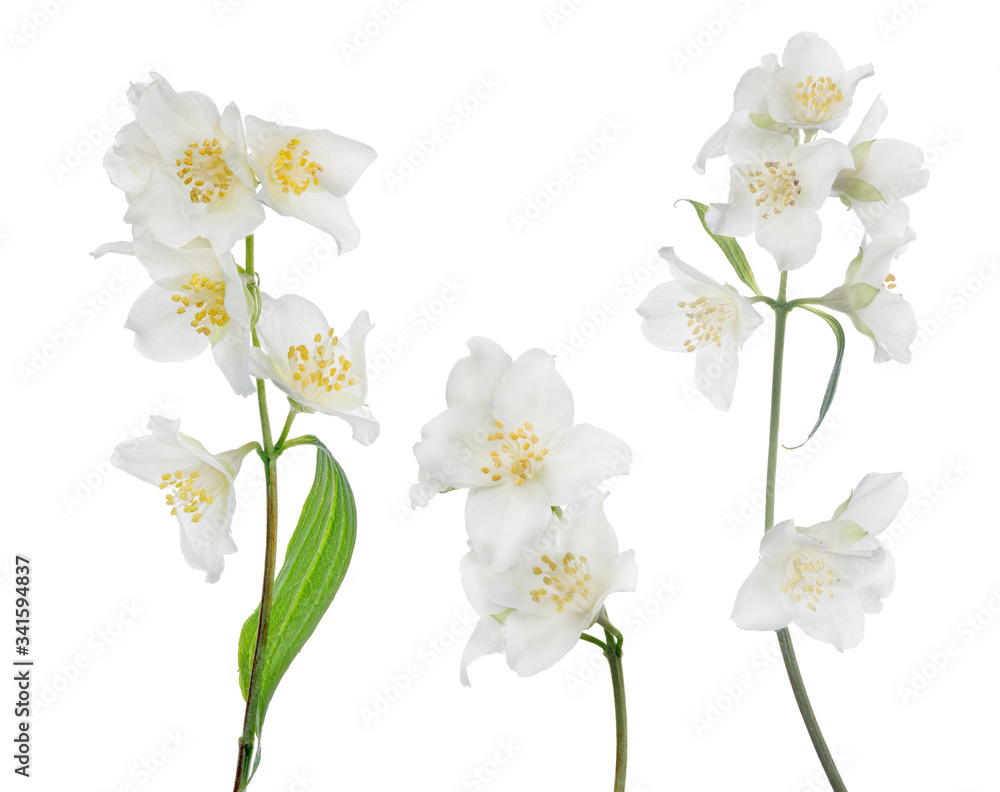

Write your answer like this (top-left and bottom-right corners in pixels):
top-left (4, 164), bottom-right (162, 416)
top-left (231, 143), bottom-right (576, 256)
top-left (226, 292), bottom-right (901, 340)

top-left (245, 117), bottom-right (376, 254)
top-left (412, 339), bottom-right (632, 571)
top-left (763, 32), bottom-right (873, 133)
top-left (819, 234), bottom-right (917, 363)
top-left (103, 73), bottom-right (264, 253)
top-left (706, 111), bottom-right (853, 270)
top-left (249, 294), bottom-right (378, 445)
top-left (111, 416), bottom-right (256, 583)
top-left (94, 234), bottom-right (255, 396)
top-left (694, 53), bottom-right (785, 174)
top-left (459, 496), bottom-right (638, 684)
top-left (832, 96), bottom-right (930, 239)
top-left (637, 248), bottom-right (763, 411)
top-left (732, 472), bottom-right (906, 651)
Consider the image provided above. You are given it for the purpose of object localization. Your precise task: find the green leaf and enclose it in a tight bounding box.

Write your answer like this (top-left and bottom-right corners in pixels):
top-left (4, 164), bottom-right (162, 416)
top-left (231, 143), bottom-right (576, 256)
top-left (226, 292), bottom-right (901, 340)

top-left (786, 307), bottom-right (845, 450)
top-left (679, 200), bottom-right (762, 296)
top-left (237, 439), bottom-right (357, 782)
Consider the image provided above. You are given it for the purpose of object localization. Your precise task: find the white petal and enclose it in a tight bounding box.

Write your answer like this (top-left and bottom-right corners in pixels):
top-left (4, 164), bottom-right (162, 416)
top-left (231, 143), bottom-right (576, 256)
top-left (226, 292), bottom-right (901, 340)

top-left (755, 208), bottom-right (822, 271)
top-left (536, 424), bottom-right (632, 504)
top-left (125, 285), bottom-right (207, 362)
top-left (793, 587), bottom-right (866, 651)
top-left (459, 618), bottom-right (503, 686)
top-left (854, 289), bottom-right (917, 363)
top-left (636, 281), bottom-right (696, 352)
top-left (848, 95), bottom-right (887, 148)
top-left (503, 610), bottom-right (589, 676)
top-left (492, 349), bottom-right (574, 439)
top-left (858, 139), bottom-right (929, 199)
top-left (792, 139), bottom-right (854, 208)
top-left (732, 559), bottom-right (792, 631)
top-left (465, 482), bottom-right (553, 571)
top-left (694, 124), bottom-right (726, 174)
top-left (445, 337), bottom-right (513, 409)
top-left (694, 339), bottom-right (741, 410)
top-left (833, 472), bottom-right (907, 535)
top-left (413, 405), bottom-right (494, 488)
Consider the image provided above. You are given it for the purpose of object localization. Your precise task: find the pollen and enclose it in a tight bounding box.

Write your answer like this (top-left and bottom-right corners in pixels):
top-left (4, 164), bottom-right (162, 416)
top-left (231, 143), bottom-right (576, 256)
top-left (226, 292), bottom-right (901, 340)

top-left (746, 161), bottom-right (801, 220)
top-left (286, 326), bottom-right (357, 399)
top-left (784, 553), bottom-right (839, 612)
top-left (882, 272), bottom-right (903, 296)
top-left (171, 273), bottom-right (229, 336)
top-left (529, 551), bottom-right (593, 613)
top-left (176, 138), bottom-right (234, 204)
top-left (481, 419), bottom-right (548, 486)
top-left (678, 294), bottom-right (735, 353)
top-left (794, 75), bottom-right (844, 123)
top-left (271, 138), bottom-right (324, 196)
top-left (160, 469), bottom-right (214, 521)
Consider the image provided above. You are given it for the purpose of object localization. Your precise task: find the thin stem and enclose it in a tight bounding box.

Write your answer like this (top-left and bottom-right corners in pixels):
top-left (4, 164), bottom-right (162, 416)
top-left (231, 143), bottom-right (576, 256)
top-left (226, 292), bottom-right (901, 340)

top-left (765, 271), bottom-right (847, 792)
top-left (233, 235), bottom-right (281, 791)
top-left (580, 632), bottom-right (609, 652)
top-left (601, 623), bottom-right (627, 792)
top-left (274, 409), bottom-right (297, 451)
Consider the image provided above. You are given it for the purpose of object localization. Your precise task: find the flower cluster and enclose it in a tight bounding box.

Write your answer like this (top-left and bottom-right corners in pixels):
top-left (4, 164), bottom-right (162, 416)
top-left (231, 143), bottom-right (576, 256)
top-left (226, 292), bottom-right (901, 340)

top-left (411, 339), bottom-right (637, 681)
top-left (640, 32), bottom-right (927, 409)
top-left (101, 74), bottom-right (378, 581)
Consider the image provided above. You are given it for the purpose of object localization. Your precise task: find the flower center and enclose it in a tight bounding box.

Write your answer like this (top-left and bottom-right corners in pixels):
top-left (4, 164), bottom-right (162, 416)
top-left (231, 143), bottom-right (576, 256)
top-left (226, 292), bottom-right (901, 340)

top-left (677, 295), bottom-right (734, 352)
top-left (171, 274), bottom-right (229, 336)
top-left (794, 75), bottom-right (844, 123)
top-left (271, 138), bottom-right (324, 195)
top-left (287, 328), bottom-right (356, 397)
top-left (159, 469), bottom-right (213, 523)
top-left (175, 138), bottom-right (233, 204)
top-left (782, 553), bottom-right (839, 612)
top-left (480, 420), bottom-right (548, 486)
top-left (747, 161), bottom-right (800, 220)
top-left (529, 552), bottom-right (593, 614)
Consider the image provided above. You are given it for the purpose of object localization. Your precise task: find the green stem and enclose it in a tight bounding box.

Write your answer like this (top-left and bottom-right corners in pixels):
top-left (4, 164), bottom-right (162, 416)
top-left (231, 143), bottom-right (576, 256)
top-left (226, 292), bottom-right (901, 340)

top-left (765, 271), bottom-right (847, 792)
top-left (233, 235), bottom-right (280, 792)
top-left (601, 621), bottom-right (627, 792)
top-left (274, 409), bottom-right (297, 452)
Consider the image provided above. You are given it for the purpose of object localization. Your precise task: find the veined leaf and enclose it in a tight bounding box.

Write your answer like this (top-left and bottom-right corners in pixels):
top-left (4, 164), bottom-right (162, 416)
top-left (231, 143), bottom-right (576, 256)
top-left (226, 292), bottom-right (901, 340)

top-left (680, 199), bottom-right (762, 296)
top-left (786, 307), bottom-right (845, 449)
top-left (237, 439), bottom-right (357, 783)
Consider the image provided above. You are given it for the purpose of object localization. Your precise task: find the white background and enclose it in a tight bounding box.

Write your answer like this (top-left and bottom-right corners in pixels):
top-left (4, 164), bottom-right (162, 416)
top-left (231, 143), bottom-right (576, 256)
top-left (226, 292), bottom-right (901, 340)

top-left (3, 0), bottom-right (998, 790)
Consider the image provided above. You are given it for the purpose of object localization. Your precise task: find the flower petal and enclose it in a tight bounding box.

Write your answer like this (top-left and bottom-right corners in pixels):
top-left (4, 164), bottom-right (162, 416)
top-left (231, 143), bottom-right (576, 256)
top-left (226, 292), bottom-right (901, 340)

top-left (459, 618), bottom-right (504, 686)
top-left (492, 349), bottom-right (574, 440)
top-left (465, 481), bottom-right (553, 570)
top-left (446, 337), bottom-right (513, 409)
top-left (536, 424), bottom-right (632, 504)
top-left (755, 208), bottom-right (822, 271)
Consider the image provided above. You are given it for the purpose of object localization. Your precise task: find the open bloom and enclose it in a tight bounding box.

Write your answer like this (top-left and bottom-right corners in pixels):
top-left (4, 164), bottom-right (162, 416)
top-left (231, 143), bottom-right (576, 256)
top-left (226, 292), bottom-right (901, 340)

top-left (832, 97), bottom-right (930, 239)
top-left (459, 496), bottom-right (638, 683)
top-left (94, 234), bottom-right (254, 395)
top-left (245, 117), bottom-right (376, 254)
top-left (103, 73), bottom-right (263, 253)
top-left (637, 248), bottom-right (763, 410)
top-left (762, 32), bottom-right (873, 133)
top-left (732, 472), bottom-right (906, 650)
top-left (249, 294), bottom-right (378, 445)
top-left (706, 111), bottom-right (853, 270)
top-left (412, 339), bottom-right (632, 570)
top-left (818, 234), bottom-right (917, 363)
top-left (112, 416), bottom-right (256, 583)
